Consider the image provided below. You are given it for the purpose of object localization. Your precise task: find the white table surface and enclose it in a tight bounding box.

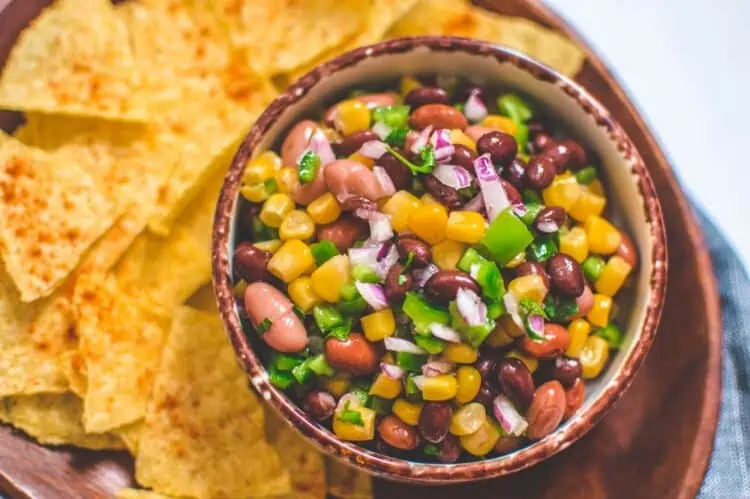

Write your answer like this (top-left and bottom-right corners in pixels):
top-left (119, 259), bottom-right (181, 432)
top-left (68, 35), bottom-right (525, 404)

top-left (546, 0), bottom-right (750, 272)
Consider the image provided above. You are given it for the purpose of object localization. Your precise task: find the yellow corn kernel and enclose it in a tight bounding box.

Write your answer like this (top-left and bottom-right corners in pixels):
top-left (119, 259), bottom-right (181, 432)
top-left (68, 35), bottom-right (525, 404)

top-left (322, 373), bottom-right (351, 397)
top-left (279, 210), bottom-right (315, 241)
top-left (585, 215), bottom-right (622, 255)
top-left (595, 256), bottom-right (632, 297)
top-left (587, 293), bottom-right (612, 327)
top-left (361, 308), bottom-right (396, 342)
top-left (233, 279), bottom-right (247, 298)
top-left (393, 399), bottom-right (422, 426)
top-left (543, 172), bottom-right (582, 211)
top-left (450, 402), bottom-right (487, 436)
top-left (240, 183), bottom-right (270, 203)
top-left (420, 193), bottom-right (441, 206)
top-left (431, 239), bottom-right (466, 271)
top-left (460, 418), bottom-right (501, 457)
top-left (450, 129), bottom-right (476, 151)
top-left (508, 275), bottom-right (548, 304)
top-left (486, 323), bottom-right (515, 347)
top-left (260, 193), bottom-right (294, 228)
top-left (560, 226), bottom-right (589, 263)
top-left (481, 114), bottom-right (517, 135)
top-left (333, 406), bottom-right (376, 441)
top-left (446, 211), bottom-right (487, 243)
top-left (267, 240), bottom-right (314, 283)
top-left (369, 373), bottom-right (402, 400)
top-left (498, 314), bottom-right (525, 338)
top-left (400, 75), bottom-right (422, 96)
top-left (306, 192), bottom-right (341, 225)
top-left (421, 374), bottom-right (458, 401)
top-left (310, 254), bottom-right (350, 303)
top-left (506, 350), bottom-right (538, 373)
top-left (505, 251), bottom-right (527, 269)
top-left (251, 150), bottom-right (282, 172)
top-left (334, 100), bottom-right (371, 136)
top-left (588, 179), bottom-right (605, 196)
top-left (566, 318), bottom-right (592, 358)
top-left (409, 203), bottom-right (448, 245)
top-left (242, 159), bottom-right (276, 186)
top-left (442, 343), bottom-right (479, 364)
top-left (381, 191), bottom-right (421, 232)
top-left (381, 352), bottom-right (395, 364)
top-left (349, 151), bottom-right (375, 168)
top-left (569, 190), bottom-right (606, 222)
top-left (287, 276), bottom-right (320, 312)
top-left (275, 167), bottom-right (300, 195)
top-left (455, 366), bottom-right (482, 404)
top-left (580, 335), bottom-right (610, 379)
top-left (253, 239), bottom-right (282, 254)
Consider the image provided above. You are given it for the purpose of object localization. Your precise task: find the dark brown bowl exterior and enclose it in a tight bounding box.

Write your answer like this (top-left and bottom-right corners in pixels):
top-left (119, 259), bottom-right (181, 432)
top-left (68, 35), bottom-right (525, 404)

top-left (212, 37), bottom-right (667, 484)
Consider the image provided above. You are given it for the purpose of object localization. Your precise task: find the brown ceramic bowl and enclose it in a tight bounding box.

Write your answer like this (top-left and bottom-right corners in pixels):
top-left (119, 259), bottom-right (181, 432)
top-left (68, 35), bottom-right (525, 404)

top-left (212, 37), bottom-right (667, 484)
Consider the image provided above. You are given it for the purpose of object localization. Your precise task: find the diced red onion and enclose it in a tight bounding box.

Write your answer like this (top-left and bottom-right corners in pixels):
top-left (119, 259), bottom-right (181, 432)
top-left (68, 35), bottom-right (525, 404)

top-left (412, 263), bottom-right (439, 288)
top-left (411, 375), bottom-right (426, 391)
top-left (354, 206), bottom-right (377, 221)
top-left (360, 140), bottom-right (388, 160)
top-left (464, 194), bottom-right (485, 213)
top-left (536, 220), bottom-right (560, 233)
top-left (355, 282), bottom-right (387, 311)
top-left (511, 200), bottom-right (528, 217)
top-left (373, 166), bottom-right (396, 197)
top-left (474, 153), bottom-right (510, 221)
top-left (348, 247), bottom-right (379, 271)
top-left (422, 359), bottom-right (454, 377)
top-left (430, 129), bottom-right (455, 162)
top-left (429, 323), bottom-right (462, 343)
top-left (375, 242), bottom-right (399, 280)
top-left (456, 287), bottom-right (487, 326)
top-left (503, 291), bottom-right (523, 328)
top-left (368, 211), bottom-right (393, 242)
top-left (493, 395), bottom-right (528, 436)
top-left (384, 337), bottom-right (427, 354)
top-left (380, 362), bottom-right (406, 380)
top-left (431, 164), bottom-right (472, 190)
top-left (376, 240), bottom-right (393, 261)
top-left (464, 90), bottom-right (488, 123)
top-left (410, 125), bottom-right (433, 154)
top-left (308, 129), bottom-right (336, 166)
top-left (336, 392), bottom-right (363, 414)
top-left (372, 121), bottom-right (392, 140)
top-left (528, 314), bottom-right (545, 336)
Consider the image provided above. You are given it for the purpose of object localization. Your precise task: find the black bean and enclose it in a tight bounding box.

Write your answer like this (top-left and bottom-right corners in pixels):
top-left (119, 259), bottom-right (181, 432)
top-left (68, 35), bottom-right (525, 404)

top-left (547, 253), bottom-right (585, 298)
top-left (303, 390), bottom-right (336, 421)
top-left (396, 236), bottom-right (432, 268)
top-left (451, 144), bottom-right (478, 171)
top-left (423, 174), bottom-right (462, 210)
top-left (405, 87), bottom-right (450, 108)
top-left (496, 358), bottom-right (535, 409)
top-left (515, 261), bottom-right (550, 290)
top-left (477, 131), bottom-right (518, 167)
top-left (376, 152), bottom-right (411, 191)
top-left (524, 155), bottom-right (557, 189)
top-left (534, 206), bottom-right (566, 233)
top-left (552, 357), bottom-right (583, 388)
top-left (503, 157), bottom-right (527, 190)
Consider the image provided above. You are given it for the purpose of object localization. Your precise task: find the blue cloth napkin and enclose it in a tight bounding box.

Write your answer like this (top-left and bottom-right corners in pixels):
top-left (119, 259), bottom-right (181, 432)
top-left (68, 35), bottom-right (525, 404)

top-left (697, 211), bottom-right (750, 498)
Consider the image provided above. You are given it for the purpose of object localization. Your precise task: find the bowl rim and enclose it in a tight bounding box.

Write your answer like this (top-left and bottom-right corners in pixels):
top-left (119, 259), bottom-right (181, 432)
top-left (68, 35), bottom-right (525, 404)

top-left (211, 36), bottom-right (668, 484)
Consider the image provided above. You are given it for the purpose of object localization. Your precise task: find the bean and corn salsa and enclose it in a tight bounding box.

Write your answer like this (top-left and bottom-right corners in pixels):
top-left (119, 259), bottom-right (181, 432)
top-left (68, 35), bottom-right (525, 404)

top-left (232, 75), bottom-right (637, 462)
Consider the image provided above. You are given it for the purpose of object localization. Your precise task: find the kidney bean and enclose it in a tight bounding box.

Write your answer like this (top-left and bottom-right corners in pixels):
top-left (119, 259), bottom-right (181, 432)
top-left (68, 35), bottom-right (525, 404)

top-left (355, 92), bottom-right (400, 109)
top-left (475, 381), bottom-right (497, 408)
top-left (437, 434), bottom-right (462, 463)
top-left (384, 264), bottom-right (411, 302)
top-left (616, 232), bottom-right (638, 268)
top-left (292, 163), bottom-right (329, 205)
top-left (496, 358), bottom-right (535, 409)
top-left (543, 139), bottom-right (587, 172)
top-left (424, 270), bottom-right (480, 303)
top-left (503, 157), bottom-right (527, 190)
top-left (464, 125), bottom-right (495, 143)
top-left (515, 262), bottom-right (550, 290)
top-left (316, 215), bottom-right (367, 252)
top-left (418, 402), bottom-right (452, 443)
top-left (531, 132), bottom-right (555, 154)
top-left (325, 159), bottom-right (390, 202)
top-left (336, 129), bottom-right (380, 156)
top-left (477, 131), bottom-right (517, 167)
top-left (378, 415), bottom-right (420, 450)
top-left (281, 119), bottom-right (319, 167)
top-left (233, 242), bottom-right (271, 283)
top-left (474, 357), bottom-right (496, 381)
top-left (244, 282), bottom-right (308, 353)
top-left (520, 323), bottom-right (570, 360)
top-left (494, 435), bottom-right (524, 454)
top-left (547, 254), bottom-right (585, 298)
top-left (405, 87), bottom-right (450, 108)
top-left (526, 380), bottom-right (566, 440)
top-left (396, 236), bottom-right (431, 267)
top-left (340, 195), bottom-right (377, 213)
top-left (524, 155), bottom-right (557, 190)
top-left (552, 357), bottom-right (582, 388)
top-left (563, 377), bottom-right (585, 419)
top-left (423, 174), bottom-right (462, 210)
top-left (410, 104), bottom-right (468, 130)
top-left (534, 206), bottom-right (566, 233)
top-left (376, 152), bottom-right (411, 191)
top-left (570, 285), bottom-right (594, 320)
top-left (451, 144), bottom-right (477, 171)
top-left (325, 333), bottom-right (378, 376)
top-left (501, 179), bottom-right (522, 205)
top-left (303, 390), bottom-right (336, 421)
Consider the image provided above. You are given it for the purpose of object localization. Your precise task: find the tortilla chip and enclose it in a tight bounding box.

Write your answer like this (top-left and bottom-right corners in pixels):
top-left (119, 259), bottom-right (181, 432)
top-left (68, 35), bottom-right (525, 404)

top-left (134, 307), bottom-right (290, 498)
top-left (388, 0), bottom-right (585, 77)
top-left (0, 393), bottom-right (124, 450)
top-left (211, 0), bottom-right (369, 76)
top-left (185, 285), bottom-right (219, 313)
top-left (0, 136), bottom-right (114, 301)
top-left (116, 489), bottom-right (185, 499)
top-left (0, 268), bottom-right (75, 397)
top-left (326, 459), bottom-right (374, 499)
top-left (74, 272), bottom-right (168, 433)
top-left (0, 0), bottom-right (148, 121)
top-left (116, 421), bottom-right (144, 456)
top-left (60, 349), bottom-right (87, 398)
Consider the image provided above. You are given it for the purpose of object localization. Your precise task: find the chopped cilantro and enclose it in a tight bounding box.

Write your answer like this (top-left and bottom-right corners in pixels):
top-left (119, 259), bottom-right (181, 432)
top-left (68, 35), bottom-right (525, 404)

top-left (372, 105), bottom-right (410, 128)
top-left (256, 318), bottom-right (272, 335)
top-left (292, 305), bottom-right (305, 320)
top-left (384, 144), bottom-right (436, 175)
top-left (519, 298), bottom-right (548, 320)
top-left (338, 401), bottom-right (365, 426)
top-left (423, 443), bottom-right (440, 456)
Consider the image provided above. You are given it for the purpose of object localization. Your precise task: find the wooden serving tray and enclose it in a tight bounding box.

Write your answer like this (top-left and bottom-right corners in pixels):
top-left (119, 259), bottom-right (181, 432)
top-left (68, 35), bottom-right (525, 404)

top-left (0, 1), bottom-right (722, 498)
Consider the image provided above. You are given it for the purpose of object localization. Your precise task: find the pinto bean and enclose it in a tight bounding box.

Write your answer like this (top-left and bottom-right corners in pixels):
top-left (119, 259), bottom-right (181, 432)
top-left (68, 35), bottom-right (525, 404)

top-left (281, 120), bottom-right (319, 167)
top-left (378, 415), bottom-right (420, 450)
top-left (292, 163), bottom-right (329, 205)
top-left (526, 381), bottom-right (566, 440)
top-left (520, 323), bottom-right (570, 359)
top-left (244, 282), bottom-right (307, 352)
top-left (325, 159), bottom-right (390, 202)
top-left (563, 378), bottom-right (586, 419)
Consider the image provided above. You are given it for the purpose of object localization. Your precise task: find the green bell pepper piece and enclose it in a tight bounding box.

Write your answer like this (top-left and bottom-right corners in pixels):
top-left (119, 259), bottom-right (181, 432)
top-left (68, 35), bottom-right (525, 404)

top-left (480, 209), bottom-right (534, 265)
top-left (337, 296), bottom-right (368, 316)
top-left (487, 301), bottom-right (505, 320)
top-left (520, 203), bottom-right (544, 227)
top-left (402, 292), bottom-right (450, 335)
top-left (414, 335), bottom-right (446, 354)
top-left (457, 248), bottom-right (504, 301)
top-left (457, 248), bottom-right (484, 272)
top-left (522, 188), bottom-right (542, 205)
top-left (526, 234), bottom-right (559, 262)
top-left (594, 323), bottom-right (624, 349)
top-left (515, 123), bottom-right (529, 153)
top-left (497, 93), bottom-right (533, 124)
top-left (396, 351), bottom-right (427, 371)
top-left (448, 301), bottom-right (495, 347)
top-left (575, 166), bottom-right (598, 185)
top-left (271, 353), bottom-right (304, 372)
top-left (404, 373), bottom-right (422, 402)
top-left (582, 255), bottom-right (606, 282)
top-left (311, 240), bottom-right (339, 266)
top-left (308, 354), bottom-right (335, 376)
top-left (372, 105), bottom-right (410, 128)
top-left (339, 282), bottom-right (359, 301)
top-left (352, 264), bottom-right (380, 283)
top-left (251, 217), bottom-right (278, 242)
top-left (313, 304), bottom-right (343, 332)
top-left (269, 367), bottom-right (295, 389)
top-left (291, 360), bottom-right (314, 384)
top-left (368, 396), bottom-right (393, 415)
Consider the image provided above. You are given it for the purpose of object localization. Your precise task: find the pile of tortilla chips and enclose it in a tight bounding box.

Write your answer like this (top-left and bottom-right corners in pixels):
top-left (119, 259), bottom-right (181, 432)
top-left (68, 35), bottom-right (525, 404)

top-left (0, 0), bottom-right (583, 497)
